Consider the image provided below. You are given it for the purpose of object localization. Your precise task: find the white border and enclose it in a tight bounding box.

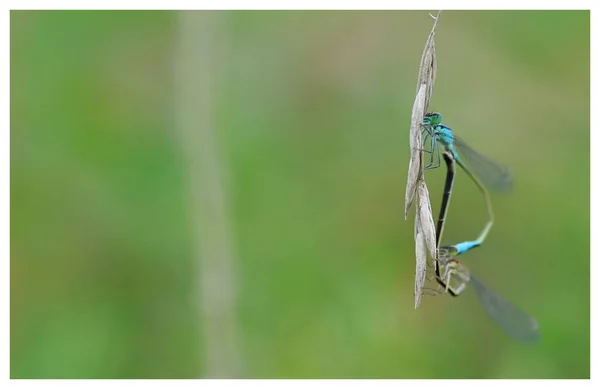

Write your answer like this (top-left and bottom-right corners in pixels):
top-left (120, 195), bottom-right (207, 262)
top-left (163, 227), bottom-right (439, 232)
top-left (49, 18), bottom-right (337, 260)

top-left (5, 2), bottom-right (595, 386)
top-left (3, 1), bottom-right (594, 11)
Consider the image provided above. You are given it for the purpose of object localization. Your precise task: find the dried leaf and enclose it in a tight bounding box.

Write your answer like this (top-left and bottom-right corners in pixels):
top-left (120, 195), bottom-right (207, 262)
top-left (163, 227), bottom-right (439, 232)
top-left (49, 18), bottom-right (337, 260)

top-left (417, 180), bottom-right (436, 259)
top-left (404, 83), bottom-right (426, 219)
top-left (414, 212), bottom-right (427, 309)
top-left (407, 11), bottom-right (441, 309)
top-left (404, 11), bottom-right (440, 219)
top-left (415, 12), bottom-right (439, 110)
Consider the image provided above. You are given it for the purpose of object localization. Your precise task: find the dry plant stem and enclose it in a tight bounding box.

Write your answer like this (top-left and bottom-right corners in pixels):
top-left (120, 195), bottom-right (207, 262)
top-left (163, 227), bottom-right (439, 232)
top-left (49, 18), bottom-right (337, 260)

top-left (174, 11), bottom-right (241, 377)
top-left (406, 11), bottom-right (441, 308)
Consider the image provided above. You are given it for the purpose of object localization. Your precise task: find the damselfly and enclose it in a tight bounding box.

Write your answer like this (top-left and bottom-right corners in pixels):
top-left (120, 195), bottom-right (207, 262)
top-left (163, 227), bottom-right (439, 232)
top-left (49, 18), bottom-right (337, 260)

top-left (422, 112), bottom-right (512, 254)
top-left (436, 252), bottom-right (540, 343)
top-left (433, 151), bottom-right (539, 343)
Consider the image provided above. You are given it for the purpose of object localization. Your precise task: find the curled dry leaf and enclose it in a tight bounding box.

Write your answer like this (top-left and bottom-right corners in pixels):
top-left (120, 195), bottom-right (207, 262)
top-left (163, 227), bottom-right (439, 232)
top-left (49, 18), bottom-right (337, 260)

top-left (404, 11), bottom-right (440, 220)
top-left (404, 83), bottom-right (426, 220)
top-left (417, 180), bottom-right (436, 260)
top-left (414, 211), bottom-right (427, 309)
top-left (415, 22), bottom-right (438, 111)
top-left (406, 11), bottom-right (440, 308)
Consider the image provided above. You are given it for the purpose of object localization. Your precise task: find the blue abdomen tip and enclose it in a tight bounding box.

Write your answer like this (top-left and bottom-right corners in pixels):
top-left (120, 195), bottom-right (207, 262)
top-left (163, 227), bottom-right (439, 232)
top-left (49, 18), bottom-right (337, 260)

top-left (455, 241), bottom-right (480, 254)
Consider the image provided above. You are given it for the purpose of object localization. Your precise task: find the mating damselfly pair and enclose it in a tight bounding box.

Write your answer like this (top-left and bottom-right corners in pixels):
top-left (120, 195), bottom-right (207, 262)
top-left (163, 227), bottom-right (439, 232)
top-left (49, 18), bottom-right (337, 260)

top-left (421, 112), bottom-right (539, 344)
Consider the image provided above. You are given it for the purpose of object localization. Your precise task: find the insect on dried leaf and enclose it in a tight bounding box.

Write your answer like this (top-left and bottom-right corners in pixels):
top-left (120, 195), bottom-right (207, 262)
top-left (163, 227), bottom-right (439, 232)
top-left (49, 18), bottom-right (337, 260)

top-left (405, 11), bottom-right (441, 308)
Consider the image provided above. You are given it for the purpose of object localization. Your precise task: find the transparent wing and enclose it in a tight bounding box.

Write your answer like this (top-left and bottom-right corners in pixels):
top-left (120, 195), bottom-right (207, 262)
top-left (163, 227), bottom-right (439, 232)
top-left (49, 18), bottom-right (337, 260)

top-left (452, 135), bottom-right (513, 192)
top-left (469, 275), bottom-right (540, 343)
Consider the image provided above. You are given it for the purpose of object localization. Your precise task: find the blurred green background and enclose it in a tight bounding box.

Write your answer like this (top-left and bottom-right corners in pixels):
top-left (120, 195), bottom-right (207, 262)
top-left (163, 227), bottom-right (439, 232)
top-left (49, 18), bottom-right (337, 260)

top-left (10, 10), bottom-right (589, 378)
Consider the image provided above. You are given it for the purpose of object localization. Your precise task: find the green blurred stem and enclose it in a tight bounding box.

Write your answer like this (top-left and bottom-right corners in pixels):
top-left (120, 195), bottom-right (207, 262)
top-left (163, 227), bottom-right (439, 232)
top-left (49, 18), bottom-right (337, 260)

top-left (174, 11), bottom-right (241, 377)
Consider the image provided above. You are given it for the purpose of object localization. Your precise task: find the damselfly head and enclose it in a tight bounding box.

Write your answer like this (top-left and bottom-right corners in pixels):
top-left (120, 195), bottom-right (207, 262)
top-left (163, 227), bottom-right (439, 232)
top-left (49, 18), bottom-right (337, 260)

top-left (423, 112), bottom-right (443, 126)
top-left (437, 245), bottom-right (458, 261)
